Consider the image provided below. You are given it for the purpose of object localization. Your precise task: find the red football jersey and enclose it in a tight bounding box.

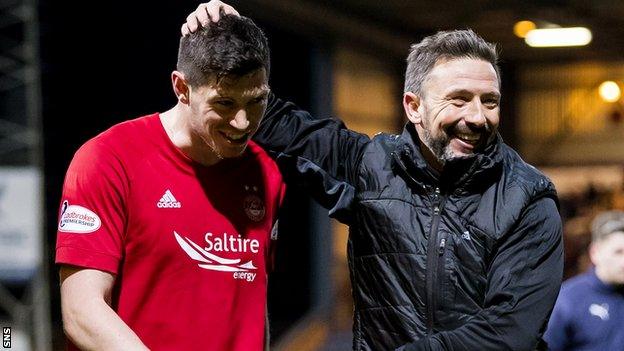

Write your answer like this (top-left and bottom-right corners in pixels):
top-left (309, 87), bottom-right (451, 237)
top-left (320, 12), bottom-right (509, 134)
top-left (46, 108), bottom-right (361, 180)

top-left (56, 114), bottom-right (284, 350)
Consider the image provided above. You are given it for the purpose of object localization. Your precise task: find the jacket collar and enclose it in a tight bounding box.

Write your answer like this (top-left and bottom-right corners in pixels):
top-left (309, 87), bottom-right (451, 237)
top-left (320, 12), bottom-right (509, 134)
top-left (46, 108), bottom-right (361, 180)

top-left (393, 123), bottom-right (504, 194)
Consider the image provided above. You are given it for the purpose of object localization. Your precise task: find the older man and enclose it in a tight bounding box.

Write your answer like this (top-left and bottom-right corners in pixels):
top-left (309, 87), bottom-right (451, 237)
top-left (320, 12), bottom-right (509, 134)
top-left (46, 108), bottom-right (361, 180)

top-left (186, 3), bottom-right (563, 350)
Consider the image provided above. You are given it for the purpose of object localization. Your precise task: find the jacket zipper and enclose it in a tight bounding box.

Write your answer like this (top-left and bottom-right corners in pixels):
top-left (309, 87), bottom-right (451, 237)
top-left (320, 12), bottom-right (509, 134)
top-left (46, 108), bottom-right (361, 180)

top-left (392, 151), bottom-right (447, 334)
top-left (425, 187), bottom-right (446, 334)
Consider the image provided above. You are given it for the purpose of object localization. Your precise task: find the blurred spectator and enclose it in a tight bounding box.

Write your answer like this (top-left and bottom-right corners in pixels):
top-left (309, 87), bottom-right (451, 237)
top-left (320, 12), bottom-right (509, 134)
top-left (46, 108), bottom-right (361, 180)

top-left (544, 210), bottom-right (624, 350)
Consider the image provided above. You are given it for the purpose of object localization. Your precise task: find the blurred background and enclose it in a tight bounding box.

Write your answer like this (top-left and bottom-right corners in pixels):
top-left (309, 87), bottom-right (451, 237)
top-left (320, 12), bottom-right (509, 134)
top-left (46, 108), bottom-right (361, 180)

top-left (1, 0), bottom-right (624, 349)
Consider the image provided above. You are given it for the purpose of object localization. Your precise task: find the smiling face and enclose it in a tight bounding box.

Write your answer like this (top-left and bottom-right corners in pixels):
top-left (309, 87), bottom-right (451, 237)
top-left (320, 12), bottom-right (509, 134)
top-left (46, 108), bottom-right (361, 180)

top-left (404, 57), bottom-right (500, 170)
top-left (187, 69), bottom-right (269, 161)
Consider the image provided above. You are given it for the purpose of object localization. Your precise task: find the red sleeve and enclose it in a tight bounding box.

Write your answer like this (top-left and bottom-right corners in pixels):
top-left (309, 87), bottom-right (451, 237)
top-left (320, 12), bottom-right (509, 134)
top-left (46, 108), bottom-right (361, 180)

top-left (55, 138), bottom-right (129, 274)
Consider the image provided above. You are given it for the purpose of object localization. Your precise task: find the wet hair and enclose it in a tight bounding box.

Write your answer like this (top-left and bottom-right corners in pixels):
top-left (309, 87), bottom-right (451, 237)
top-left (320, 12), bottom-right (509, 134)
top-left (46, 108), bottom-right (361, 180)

top-left (177, 15), bottom-right (270, 87)
top-left (404, 29), bottom-right (499, 95)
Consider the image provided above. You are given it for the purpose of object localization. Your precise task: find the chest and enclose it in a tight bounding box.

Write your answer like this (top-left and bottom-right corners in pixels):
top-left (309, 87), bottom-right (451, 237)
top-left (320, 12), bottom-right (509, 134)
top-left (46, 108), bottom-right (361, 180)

top-left (570, 296), bottom-right (624, 348)
top-left (121, 156), bottom-right (275, 279)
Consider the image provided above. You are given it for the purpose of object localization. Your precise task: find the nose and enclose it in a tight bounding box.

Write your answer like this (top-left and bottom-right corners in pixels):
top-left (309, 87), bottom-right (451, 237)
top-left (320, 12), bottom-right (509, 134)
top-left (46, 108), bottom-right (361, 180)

top-left (464, 100), bottom-right (487, 128)
top-left (230, 109), bottom-right (250, 131)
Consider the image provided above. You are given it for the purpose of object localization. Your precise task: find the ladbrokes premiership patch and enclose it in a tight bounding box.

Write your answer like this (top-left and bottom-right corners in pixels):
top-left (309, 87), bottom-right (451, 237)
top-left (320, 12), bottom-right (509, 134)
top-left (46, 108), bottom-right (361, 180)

top-left (243, 194), bottom-right (265, 222)
top-left (58, 200), bottom-right (101, 233)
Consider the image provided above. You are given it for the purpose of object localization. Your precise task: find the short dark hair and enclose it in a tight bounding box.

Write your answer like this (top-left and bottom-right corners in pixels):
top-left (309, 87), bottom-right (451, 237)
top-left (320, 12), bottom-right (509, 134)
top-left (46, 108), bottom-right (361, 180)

top-left (404, 29), bottom-right (499, 95)
top-left (177, 15), bottom-right (270, 87)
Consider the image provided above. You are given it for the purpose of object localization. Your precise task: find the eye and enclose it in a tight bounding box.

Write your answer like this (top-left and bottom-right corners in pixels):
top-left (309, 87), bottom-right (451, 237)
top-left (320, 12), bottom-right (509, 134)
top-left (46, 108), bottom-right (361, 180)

top-left (215, 100), bottom-right (234, 108)
top-left (451, 96), bottom-right (469, 106)
top-left (482, 98), bottom-right (499, 108)
top-left (249, 96), bottom-right (266, 105)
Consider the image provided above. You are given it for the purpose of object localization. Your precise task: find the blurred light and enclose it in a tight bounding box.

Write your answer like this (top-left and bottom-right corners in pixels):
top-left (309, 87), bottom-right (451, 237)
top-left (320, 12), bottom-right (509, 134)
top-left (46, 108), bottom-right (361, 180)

top-left (599, 81), bottom-right (621, 103)
top-left (513, 20), bottom-right (536, 38)
top-left (525, 27), bottom-right (592, 47)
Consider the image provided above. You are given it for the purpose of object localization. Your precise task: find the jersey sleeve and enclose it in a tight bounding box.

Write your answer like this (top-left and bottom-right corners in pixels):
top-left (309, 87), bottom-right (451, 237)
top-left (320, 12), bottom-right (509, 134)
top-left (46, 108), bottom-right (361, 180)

top-left (55, 138), bottom-right (129, 274)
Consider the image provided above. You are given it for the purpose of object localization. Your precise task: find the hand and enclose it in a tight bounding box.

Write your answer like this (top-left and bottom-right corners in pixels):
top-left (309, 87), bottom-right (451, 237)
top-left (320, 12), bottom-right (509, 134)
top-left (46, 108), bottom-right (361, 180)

top-left (181, 1), bottom-right (240, 36)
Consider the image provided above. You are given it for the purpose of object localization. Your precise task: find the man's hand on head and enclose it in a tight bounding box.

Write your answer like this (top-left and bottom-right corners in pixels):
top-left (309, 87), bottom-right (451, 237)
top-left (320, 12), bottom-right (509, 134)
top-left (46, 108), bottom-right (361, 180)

top-left (182, 1), bottom-right (240, 36)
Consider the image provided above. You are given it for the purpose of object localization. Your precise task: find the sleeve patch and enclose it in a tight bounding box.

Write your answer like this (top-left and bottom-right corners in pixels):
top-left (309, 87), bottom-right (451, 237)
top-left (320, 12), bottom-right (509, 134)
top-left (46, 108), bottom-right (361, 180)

top-left (58, 200), bottom-right (102, 234)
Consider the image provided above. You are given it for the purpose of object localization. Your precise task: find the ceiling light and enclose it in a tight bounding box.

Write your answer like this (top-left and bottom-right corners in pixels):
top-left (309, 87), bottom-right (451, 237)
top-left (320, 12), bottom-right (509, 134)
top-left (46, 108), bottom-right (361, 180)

top-left (599, 81), bottom-right (621, 103)
top-left (513, 20), bottom-right (536, 38)
top-left (525, 27), bottom-right (592, 47)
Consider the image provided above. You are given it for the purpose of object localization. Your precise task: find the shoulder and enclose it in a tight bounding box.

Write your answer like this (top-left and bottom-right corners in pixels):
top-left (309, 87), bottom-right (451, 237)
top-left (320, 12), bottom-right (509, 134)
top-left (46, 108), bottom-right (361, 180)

top-left (74, 114), bottom-right (157, 161)
top-left (470, 142), bottom-right (560, 239)
top-left (91, 114), bottom-right (157, 149)
top-left (354, 132), bottom-right (400, 181)
top-left (560, 272), bottom-right (593, 296)
top-left (552, 273), bottom-right (595, 315)
top-left (245, 141), bottom-right (283, 184)
top-left (551, 273), bottom-right (594, 313)
top-left (498, 143), bottom-right (557, 200)
top-left (360, 132), bottom-right (399, 162)
top-left (68, 114), bottom-right (158, 180)
top-left (370, 132), bottom-right (401, 150)
top-left (246, 141), bottom-right (281, 172)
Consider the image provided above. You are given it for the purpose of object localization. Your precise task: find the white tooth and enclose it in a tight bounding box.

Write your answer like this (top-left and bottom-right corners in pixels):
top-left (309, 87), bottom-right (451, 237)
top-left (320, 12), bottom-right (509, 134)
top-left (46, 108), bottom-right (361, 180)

top-left (457, 133), bottom-right (479, 142)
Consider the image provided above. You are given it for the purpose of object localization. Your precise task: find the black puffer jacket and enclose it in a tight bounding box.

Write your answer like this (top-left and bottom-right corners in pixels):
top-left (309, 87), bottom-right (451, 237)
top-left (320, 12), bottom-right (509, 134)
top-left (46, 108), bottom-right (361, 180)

top-left (256, 94), bottom-right (564, 351)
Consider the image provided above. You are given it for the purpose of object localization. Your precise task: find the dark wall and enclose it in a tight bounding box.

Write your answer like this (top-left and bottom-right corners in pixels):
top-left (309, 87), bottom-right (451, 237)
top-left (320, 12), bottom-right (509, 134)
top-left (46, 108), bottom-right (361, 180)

top-left (40, 1), bottom-right (315, 348)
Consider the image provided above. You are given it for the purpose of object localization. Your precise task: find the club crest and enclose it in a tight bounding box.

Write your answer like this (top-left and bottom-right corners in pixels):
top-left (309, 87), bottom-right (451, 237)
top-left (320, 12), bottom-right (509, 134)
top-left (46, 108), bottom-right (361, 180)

top-left (244, 194), bottom-right (265, 222)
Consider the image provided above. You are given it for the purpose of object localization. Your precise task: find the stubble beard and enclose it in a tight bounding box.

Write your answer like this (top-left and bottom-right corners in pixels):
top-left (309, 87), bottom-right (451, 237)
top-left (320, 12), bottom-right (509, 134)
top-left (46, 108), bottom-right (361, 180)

top-left (208, 143), bottom-right (225, 161)
top-left (196, 130), bottom-right (225, 161)
top-left (420, 122), bottom-right (476, 168)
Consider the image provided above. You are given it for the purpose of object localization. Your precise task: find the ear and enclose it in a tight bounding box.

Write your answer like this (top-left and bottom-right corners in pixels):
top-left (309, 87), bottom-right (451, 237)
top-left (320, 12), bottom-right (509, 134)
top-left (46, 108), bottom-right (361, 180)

top-left (588, 242), bottom-right (600, 267)
top-left (172, 71), bottom-right (190, 104)
top-left (403, 92), bottom-right (422, 124)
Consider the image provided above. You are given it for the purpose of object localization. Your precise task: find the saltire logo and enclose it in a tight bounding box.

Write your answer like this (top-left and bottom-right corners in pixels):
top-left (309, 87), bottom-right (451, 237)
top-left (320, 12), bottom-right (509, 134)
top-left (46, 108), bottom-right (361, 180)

top-left (173, 231), bottom-right (257, 272)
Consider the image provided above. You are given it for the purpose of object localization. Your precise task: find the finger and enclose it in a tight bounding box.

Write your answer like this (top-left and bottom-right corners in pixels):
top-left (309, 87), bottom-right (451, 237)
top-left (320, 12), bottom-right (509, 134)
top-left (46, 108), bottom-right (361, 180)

top-left (196, 3), bottom-right (211, 26)
top-left (206, 2), bottom-right (223, 22)
top-left (186, 12), bottom-right (200, 32)
top-left (181, 23), bottom-right (190, 37)
top-left (222, 5), bottom-right (240, 17)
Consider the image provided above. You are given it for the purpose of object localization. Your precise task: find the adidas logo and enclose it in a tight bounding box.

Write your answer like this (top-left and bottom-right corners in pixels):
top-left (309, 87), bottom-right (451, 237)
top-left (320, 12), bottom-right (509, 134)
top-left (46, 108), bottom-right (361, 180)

top-left (157, 189), bottom-right (181, 208)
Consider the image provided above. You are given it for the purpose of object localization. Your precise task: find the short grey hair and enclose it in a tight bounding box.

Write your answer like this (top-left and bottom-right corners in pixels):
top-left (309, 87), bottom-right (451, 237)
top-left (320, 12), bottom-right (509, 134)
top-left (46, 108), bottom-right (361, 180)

top-left (404, 29), bottom-right (500, 95)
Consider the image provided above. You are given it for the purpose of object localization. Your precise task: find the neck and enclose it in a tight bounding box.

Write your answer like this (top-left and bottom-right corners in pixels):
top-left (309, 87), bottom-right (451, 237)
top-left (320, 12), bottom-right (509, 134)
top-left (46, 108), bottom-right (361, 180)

top-left (595, 266), bottom-right (616, 286)
top-left (160, 103), bottom-right (221, 166)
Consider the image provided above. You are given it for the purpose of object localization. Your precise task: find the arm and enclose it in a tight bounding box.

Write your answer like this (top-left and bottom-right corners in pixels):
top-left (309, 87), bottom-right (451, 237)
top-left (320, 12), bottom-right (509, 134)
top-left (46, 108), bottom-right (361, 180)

top-left (56, 134), bottom-right (138, 348)
top-left (60, 266), bottom-right (149, 350)
top-left (399, 197), bottom-right (564, 351)
top-left (254, 93), bottom-right (370, 224)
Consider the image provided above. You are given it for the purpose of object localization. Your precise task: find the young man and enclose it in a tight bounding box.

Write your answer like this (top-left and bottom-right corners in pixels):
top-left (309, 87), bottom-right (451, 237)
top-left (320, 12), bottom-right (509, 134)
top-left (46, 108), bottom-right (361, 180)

top-left (186, 3), bottom-right (563, 350)
top-left (56, 14), bottom-right (284, 350)
top-left (544, 211), bottom-right (624, 350)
